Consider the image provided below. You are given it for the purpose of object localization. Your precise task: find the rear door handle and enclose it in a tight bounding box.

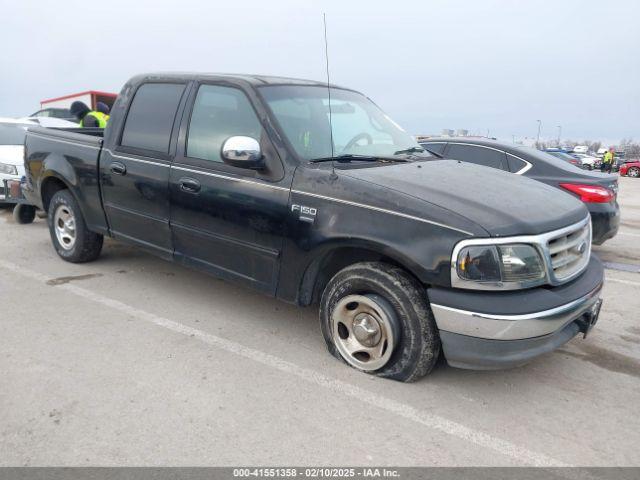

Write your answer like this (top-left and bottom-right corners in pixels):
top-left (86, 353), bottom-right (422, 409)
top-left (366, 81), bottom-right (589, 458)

top-left (179, 177), bottom-right (201, 193)
top-left (110, 162), bottom-right (126, 175)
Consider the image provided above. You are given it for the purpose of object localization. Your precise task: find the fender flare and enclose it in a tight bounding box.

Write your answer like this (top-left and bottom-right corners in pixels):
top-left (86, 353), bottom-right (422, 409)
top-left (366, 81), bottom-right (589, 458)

top-left (296, 238), bottom-right (427, 306)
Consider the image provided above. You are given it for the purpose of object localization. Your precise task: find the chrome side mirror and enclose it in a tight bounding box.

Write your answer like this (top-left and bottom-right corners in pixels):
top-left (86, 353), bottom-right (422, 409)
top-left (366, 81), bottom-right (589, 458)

top-left (221, 136), bottom-right (264, 169)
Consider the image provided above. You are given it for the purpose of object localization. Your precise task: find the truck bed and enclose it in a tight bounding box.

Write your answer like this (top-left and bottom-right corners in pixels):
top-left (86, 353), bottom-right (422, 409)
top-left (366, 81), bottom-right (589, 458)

top-left (23, 126), bottom-right (109, 235)
top-left (28, 126), bottom-right (104, 142)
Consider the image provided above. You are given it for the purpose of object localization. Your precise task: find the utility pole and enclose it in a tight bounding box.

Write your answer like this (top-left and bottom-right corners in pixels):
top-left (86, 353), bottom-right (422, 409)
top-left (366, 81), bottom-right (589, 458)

top-left (557, 125), bottom-right (562, 146)
top-left (536, 120), bottom-right (542, 146)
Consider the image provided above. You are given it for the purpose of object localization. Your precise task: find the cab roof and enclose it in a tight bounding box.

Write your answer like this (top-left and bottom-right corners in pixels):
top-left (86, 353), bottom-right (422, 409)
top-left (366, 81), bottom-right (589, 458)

top-left (131, 72), bottom-right (342, 88)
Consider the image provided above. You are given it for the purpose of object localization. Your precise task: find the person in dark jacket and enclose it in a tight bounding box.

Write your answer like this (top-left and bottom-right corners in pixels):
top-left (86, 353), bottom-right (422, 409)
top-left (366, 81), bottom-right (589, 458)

top-left (70, 101), bottom-right (108, 128)
top-left (96, 101), bottom-right (111, 118)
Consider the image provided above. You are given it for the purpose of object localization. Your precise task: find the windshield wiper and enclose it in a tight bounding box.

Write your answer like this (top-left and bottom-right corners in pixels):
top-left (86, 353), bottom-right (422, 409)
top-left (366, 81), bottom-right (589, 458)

top-left (310, 154), bottom-right (409, 164)
top-left (393, 146), bottom-right (425, 155)
top-left (395, 145), bottom-right (443, 159)
top-left (422, 148), bottom-right (443, 158)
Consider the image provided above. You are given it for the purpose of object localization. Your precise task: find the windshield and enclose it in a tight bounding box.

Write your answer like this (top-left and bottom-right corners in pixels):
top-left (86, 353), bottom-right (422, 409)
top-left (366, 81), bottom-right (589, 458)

top-left (259, 85), bottom-right (422, 161)
top-left (0, 123), bottom-right (29, 145)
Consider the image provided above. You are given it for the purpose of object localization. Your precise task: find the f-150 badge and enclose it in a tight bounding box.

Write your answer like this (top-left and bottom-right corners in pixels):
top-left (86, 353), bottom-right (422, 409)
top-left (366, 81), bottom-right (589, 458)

top-left (291, 204), bottom-right (317, 223)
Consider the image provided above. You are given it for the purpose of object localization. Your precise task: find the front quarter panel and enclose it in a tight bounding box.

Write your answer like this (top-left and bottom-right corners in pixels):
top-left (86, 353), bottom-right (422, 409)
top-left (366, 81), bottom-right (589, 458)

top-left (276, 165), bottom-right (482, 303)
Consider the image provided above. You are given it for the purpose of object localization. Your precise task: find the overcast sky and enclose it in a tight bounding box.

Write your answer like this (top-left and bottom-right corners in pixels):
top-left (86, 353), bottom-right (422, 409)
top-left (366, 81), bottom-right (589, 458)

top-left (1, 0), bottom-right (638, 144)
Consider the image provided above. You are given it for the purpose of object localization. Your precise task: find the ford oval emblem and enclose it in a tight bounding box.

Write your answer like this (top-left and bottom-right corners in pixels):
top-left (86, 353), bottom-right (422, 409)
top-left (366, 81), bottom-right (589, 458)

top-left (577, 242), bottom-right (587, 254)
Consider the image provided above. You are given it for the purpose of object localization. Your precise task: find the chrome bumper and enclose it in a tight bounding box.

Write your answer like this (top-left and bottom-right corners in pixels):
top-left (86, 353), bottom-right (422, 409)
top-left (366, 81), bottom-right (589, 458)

top-left (431, 285), bottom-right (602, 341)
top-left (433, 233), bottom-right (605, 370)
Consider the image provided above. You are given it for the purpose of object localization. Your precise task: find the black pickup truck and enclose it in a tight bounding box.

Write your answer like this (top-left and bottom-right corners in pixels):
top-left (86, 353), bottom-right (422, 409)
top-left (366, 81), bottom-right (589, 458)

top-left (23, 73), bottom-right (604, 382)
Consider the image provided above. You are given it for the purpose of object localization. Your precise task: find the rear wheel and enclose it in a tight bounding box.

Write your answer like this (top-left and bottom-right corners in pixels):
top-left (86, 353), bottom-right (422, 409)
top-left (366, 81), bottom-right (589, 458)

top-left (628, 167), bottom-right (640, 178)
top-left (48, 190), bottom-right (103, 263)
top-left (319, 262), bottom-right (441, 382)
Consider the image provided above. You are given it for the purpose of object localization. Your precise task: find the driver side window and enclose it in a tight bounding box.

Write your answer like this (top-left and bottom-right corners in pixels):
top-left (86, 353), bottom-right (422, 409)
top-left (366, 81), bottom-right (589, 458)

top-left (187, 85), bottom-right (263, 163)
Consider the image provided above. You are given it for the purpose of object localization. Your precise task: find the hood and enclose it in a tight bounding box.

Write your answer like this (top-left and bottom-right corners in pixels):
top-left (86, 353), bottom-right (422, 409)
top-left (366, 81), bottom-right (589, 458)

top-left (341, 160), bottom-right (588, 236)
top-left (0, 145), bottom-right (24, 166)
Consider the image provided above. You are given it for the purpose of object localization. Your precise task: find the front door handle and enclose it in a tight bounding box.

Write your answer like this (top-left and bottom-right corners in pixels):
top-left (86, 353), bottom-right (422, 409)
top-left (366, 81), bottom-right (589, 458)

top-left (179, 177), bottom-right (201, 193)
top-left (110, 162), bottom-right (126, 175)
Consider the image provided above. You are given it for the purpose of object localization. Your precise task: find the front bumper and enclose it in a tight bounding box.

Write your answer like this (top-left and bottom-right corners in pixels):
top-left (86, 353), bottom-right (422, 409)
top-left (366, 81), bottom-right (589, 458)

top-left (428, 256), bottom-right (604, 370)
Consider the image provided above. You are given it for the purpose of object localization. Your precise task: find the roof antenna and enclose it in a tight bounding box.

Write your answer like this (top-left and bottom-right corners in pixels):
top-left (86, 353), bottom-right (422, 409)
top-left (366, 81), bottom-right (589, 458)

top-left (323, 13), bottom-right (335, 165)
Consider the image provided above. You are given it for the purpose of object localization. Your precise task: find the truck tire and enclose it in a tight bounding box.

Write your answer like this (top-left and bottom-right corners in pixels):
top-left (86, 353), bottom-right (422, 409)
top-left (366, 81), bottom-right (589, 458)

top-left (13, 204), bottom-right (36, 224)
top-left (319, 262), bottom-right (441, 382)
top-left (48, 189), bottom-right (103, 263)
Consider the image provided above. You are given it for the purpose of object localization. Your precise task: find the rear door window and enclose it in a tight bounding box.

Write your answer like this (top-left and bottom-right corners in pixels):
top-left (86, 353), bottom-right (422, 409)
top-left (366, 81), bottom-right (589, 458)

top-left (121, 83), bottom-right (186, 154)
top-left (445, 144), bottom-right (507, 170)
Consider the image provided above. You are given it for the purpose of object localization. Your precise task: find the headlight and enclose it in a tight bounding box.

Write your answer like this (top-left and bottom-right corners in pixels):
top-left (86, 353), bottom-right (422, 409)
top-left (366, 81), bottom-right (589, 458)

top-left (0, 162), bottom-right (18, 175)
top-left (453, 243), bottom-right (546, 290)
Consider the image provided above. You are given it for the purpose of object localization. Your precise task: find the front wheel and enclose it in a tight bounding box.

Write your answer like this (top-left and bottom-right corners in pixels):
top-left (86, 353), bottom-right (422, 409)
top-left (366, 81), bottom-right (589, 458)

top-left (628, 167), bottom-right (640, 178)
top-left (48, 189), bottom-right (103, 263)
top-left (319, 262), bottom-right (441, 382)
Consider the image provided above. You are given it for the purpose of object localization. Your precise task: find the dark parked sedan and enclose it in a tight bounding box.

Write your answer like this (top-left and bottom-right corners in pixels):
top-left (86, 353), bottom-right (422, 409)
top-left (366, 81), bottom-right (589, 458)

top-left (420, 138), bottom-right (619, 244)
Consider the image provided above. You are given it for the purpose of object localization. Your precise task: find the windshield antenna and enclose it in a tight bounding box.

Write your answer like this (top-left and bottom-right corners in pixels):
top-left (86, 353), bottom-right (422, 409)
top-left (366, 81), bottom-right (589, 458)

top-left (323, 13), bottom-right (335, 162)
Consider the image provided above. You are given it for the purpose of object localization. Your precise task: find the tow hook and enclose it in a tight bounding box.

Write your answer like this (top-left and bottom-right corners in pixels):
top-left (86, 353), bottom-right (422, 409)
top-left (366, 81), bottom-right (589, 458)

top-left (576, 299), bottom-right (603, 339)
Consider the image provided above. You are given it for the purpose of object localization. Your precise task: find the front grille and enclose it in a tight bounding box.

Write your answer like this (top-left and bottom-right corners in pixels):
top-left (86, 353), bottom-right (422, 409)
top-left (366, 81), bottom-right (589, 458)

top-left (546, 219), bottom-right (591, 283)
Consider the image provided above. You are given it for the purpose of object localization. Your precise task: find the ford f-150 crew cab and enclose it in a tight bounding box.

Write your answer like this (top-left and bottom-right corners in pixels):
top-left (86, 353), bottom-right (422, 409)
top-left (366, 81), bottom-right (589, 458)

top-left (23, 73), bottom-right (604, 382)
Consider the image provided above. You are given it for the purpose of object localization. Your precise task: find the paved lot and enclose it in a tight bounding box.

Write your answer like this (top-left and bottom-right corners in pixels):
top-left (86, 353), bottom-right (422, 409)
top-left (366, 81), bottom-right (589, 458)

top-left (1, 177), bottom-right (639, 467)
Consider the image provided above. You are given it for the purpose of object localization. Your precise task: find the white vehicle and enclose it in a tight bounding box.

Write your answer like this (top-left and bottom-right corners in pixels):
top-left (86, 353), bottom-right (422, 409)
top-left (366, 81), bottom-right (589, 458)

top-left (572, 145), bottom-right (589, 154)
top-left (0, 118), bottom-right (30, 205)
top-left (17, 117), bottom-right (78, 128)
top-left (573, 153), bottom-right (598, 170)
top-left (1, 117), bottom-right (77, 205)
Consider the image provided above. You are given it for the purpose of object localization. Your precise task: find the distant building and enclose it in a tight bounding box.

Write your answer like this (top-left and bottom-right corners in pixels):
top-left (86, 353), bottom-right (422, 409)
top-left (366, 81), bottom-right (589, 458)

top-left (39, 90), bottom-right (118, 112)
top-left (413, 128), bottom-right (477, 142)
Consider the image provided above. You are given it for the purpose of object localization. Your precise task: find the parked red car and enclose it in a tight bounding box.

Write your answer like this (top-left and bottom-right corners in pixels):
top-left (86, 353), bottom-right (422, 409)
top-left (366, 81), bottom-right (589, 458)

top-left (619, 160), bottom-right (640, 178)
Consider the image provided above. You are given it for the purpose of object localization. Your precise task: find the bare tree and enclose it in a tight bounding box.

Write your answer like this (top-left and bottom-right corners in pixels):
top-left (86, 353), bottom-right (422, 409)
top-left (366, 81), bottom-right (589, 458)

top-left (620, 138), bottom-right (640, 157)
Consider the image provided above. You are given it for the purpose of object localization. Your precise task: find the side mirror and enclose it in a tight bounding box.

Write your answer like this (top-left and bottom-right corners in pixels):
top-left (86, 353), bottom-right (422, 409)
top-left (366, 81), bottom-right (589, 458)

top-left (221, 136), bottom-right (264, 169)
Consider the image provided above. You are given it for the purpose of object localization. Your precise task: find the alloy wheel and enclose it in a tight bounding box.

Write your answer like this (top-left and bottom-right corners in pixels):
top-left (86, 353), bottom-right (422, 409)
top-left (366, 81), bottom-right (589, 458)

top-left (53, 205), bottom-right (77, 250)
